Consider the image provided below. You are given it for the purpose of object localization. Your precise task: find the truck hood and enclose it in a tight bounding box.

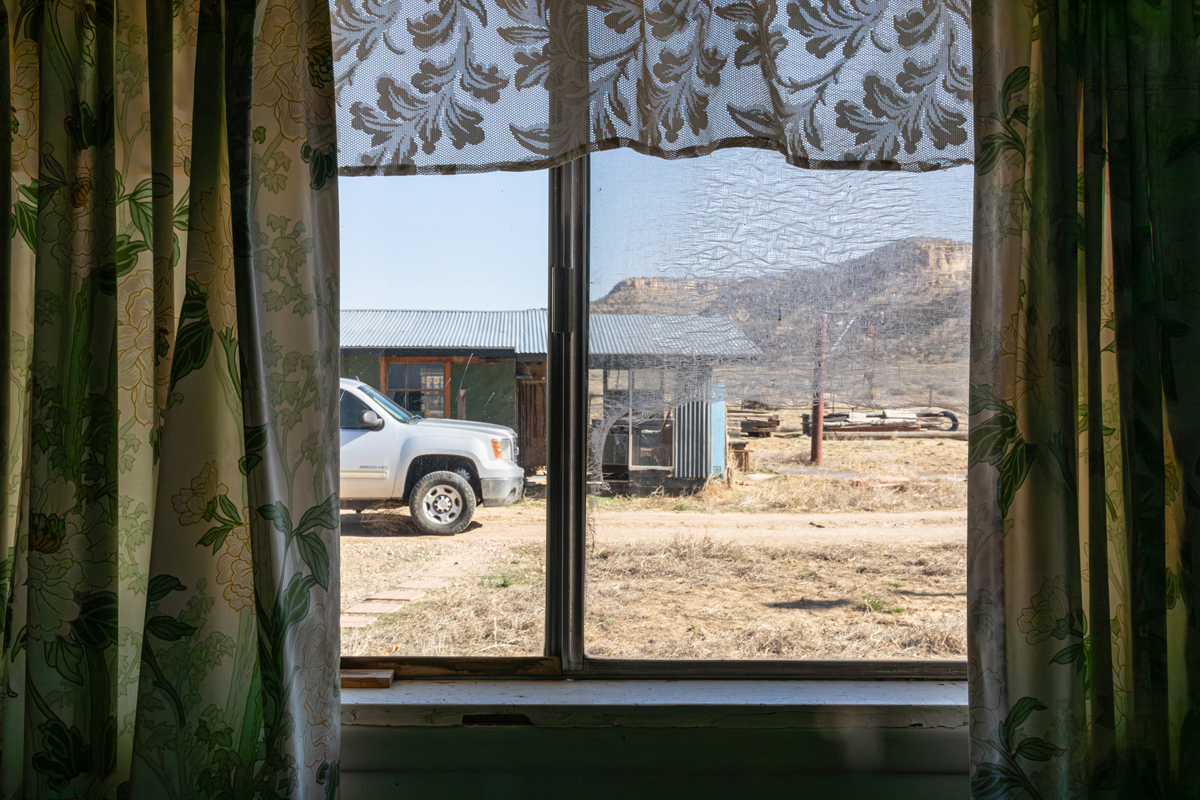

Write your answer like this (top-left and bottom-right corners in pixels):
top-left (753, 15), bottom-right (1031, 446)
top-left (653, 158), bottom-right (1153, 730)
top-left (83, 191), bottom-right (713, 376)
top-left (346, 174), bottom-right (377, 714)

top-left (408, 418), bottom-right (517, 439)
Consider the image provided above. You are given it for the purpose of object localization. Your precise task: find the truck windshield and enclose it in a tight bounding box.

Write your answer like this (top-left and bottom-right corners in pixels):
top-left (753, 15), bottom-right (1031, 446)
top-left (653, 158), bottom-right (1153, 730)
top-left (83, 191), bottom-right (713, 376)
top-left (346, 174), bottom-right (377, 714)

top-left (359, 384), bottom-right (415, 422)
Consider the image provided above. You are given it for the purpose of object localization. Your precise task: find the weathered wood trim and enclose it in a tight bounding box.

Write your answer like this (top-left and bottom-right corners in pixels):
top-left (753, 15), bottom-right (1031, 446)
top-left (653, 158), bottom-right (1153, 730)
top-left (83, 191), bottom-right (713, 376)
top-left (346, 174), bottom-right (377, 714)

top-left (342, 679), bottom-right (968, 731)
top-left (341, 668), bottom-right (396, 688)
top-left (573, 658), bottom-right (968, 681)
top-left (340, 656), bottom-right (563, 678)
top-left (338, 656), bottom-right (965, 681)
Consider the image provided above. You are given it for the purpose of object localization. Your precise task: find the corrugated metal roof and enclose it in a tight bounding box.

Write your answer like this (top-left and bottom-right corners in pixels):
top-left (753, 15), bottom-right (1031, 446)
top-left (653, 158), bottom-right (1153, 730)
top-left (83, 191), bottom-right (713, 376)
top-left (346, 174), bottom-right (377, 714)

top-left (340, 309), bottom-right (759, 358)
top-left (340, 310), bottom-right (524, 350)
top-left (589, 314), bottom-right (758, 357)
top-left (513, 309), bottom-right (545, 354)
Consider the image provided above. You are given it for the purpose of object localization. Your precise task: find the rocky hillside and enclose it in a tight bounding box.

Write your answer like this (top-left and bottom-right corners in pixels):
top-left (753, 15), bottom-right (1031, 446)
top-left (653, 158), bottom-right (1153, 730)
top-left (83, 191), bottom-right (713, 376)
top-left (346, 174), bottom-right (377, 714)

top-left (591, 238), bottom-right (971, 409)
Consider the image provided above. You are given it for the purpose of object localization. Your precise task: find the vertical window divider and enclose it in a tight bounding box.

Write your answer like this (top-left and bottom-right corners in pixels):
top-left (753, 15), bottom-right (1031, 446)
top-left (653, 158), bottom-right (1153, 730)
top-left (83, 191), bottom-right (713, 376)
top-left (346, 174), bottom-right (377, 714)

top-left (546, 156), bottom-right (589, 671)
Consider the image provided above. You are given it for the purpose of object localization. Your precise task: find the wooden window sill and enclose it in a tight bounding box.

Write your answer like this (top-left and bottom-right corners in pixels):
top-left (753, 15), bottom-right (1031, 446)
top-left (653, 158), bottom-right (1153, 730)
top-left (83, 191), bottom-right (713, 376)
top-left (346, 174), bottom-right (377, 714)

top-left (341, 679), bottom-right (968, 729)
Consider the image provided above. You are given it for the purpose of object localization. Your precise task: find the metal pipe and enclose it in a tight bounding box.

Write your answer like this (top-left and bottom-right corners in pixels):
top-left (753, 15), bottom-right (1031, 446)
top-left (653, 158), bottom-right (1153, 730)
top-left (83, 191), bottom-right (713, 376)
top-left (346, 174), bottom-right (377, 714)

top-left (810, 314), bottom-right (828, 465)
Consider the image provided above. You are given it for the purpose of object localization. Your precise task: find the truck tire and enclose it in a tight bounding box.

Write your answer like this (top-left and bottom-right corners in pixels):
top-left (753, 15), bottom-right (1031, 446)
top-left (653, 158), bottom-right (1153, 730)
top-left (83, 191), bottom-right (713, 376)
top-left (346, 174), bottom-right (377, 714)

top-left (409, 471), bottom-right (476, 535)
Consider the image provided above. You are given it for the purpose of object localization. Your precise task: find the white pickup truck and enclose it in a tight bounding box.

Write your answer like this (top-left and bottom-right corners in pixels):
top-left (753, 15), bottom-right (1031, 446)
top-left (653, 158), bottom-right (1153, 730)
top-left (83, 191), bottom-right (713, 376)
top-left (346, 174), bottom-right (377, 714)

top-left (339, 378), bottom-right (524, 534)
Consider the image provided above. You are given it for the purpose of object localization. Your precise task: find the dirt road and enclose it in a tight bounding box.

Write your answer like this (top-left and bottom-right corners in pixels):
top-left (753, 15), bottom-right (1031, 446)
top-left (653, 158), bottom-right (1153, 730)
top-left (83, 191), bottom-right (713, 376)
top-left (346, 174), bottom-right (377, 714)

top-left (340, 505), bottom-right (966, 546)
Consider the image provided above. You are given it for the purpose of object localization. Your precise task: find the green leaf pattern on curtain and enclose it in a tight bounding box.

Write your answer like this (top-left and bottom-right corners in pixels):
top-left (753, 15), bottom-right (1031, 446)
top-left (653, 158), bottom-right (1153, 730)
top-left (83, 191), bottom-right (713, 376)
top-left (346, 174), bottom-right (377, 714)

top-left (971, 0), bottom-right (1200, 796)
top-left (0, 0), bottom-right (340, 797)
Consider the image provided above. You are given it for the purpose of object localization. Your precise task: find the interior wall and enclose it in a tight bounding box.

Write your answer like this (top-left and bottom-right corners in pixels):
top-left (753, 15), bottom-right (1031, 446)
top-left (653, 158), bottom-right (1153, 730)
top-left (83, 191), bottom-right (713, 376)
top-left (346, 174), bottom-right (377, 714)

top-left (340, 722), bottom-right (969, 799)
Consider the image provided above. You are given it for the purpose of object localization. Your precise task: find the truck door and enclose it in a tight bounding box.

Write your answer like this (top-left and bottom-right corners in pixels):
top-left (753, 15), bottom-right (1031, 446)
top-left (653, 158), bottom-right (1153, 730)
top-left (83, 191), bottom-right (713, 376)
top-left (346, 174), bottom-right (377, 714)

top-left (339, 390), bottom-right (395, 499)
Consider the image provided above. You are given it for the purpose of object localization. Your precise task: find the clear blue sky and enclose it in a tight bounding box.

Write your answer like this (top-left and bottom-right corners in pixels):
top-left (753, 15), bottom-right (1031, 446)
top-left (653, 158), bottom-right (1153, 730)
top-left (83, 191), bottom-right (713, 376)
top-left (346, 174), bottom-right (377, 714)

top-left (338, 150), bottom-right (974, 311)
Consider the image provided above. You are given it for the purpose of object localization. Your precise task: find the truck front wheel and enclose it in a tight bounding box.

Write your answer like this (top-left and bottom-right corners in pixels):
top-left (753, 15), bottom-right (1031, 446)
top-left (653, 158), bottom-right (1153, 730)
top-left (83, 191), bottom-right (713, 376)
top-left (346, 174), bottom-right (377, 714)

top-left (409, 471), bottom-right (476, 535)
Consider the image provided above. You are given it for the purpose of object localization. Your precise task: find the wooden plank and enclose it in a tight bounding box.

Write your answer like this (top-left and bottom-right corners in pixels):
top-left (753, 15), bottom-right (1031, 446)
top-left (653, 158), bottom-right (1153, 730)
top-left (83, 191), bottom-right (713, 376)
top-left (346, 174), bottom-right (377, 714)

top-left (517, 377), bottom-right (547, 473)
top-left (341, 669), bottom-right (395, 689)
top-left (823, 424), bottom-right (920, 433)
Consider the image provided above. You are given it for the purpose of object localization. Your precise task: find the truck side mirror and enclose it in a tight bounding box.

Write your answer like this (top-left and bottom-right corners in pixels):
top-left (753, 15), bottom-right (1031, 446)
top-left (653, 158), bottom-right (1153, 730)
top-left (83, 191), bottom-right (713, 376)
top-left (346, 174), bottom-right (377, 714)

top-left (359, 410), bottom-right (384, 431)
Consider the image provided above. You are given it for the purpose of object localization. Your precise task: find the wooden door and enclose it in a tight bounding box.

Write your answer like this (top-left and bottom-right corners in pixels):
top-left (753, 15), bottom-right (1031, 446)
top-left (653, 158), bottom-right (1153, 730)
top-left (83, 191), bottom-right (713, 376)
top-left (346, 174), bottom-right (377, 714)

top-left (517, 377), bottom-right (546, 473)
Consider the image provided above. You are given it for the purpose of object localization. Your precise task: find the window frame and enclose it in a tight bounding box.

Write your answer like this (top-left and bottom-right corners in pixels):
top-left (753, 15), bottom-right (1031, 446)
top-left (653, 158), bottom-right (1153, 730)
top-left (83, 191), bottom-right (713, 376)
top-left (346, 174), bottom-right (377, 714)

top-left (378, 356), bottom-right (452, 418)
top-left (339, 156), bottom-right (968, 682)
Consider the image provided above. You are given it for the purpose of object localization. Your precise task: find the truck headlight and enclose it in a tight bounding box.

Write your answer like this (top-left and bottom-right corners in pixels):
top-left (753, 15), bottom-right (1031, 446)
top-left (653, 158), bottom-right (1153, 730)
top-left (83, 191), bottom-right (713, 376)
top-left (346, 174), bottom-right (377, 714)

top-left (491, 439), bottom-right (513, 460)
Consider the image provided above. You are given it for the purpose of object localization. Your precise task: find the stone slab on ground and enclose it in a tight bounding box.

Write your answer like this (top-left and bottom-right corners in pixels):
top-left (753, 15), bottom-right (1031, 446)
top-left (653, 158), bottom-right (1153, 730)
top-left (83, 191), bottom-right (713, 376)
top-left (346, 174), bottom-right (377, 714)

top-left (340, 616), bottom-right (377, 628)
top-left (398, 578), bottom-right (448, 590)
top-left (420, 568), bottom-right (465, 578)
top-left (368, 589), bottom-right (427, 602)
top-left (346, 603), bottom-right (405, 614)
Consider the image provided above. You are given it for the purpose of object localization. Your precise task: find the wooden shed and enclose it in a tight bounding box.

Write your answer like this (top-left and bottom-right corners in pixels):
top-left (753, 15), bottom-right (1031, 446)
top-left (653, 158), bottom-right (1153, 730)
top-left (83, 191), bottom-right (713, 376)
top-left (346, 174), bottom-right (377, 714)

top-left (340, 309), bottom-right (759, 481)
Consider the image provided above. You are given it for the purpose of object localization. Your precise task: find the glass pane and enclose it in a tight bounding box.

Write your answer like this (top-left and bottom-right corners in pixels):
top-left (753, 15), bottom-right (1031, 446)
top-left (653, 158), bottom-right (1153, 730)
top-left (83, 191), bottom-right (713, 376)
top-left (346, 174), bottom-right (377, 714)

top-left (589, 368), bottom-right (631, 479)
top-left (587, 148), bottom-right (972, 661)
top-left (340, 391), bottom-right (370, 429)
top-left (387, 362), bottom-right (405, 391)
top-left (419, 390), bottom-right (445, 417)
top-left (339, 170), bottom-right (548, 658)
top-left (419, 364), bottom-right (444, 390)
top-left (631, 414), bottom-right (672, 468)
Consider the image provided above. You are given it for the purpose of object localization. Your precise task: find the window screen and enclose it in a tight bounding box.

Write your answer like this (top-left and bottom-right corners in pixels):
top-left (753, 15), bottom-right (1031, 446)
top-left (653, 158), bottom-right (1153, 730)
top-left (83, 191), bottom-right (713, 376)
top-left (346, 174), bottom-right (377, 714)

top-left (585, 148), bottom-right (972, 660)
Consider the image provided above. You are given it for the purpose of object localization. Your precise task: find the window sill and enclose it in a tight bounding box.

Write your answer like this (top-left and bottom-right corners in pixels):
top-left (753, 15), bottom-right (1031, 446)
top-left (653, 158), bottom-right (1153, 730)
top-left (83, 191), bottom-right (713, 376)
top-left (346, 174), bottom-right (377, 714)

top-left (342, 679), bottom-right (967, 729)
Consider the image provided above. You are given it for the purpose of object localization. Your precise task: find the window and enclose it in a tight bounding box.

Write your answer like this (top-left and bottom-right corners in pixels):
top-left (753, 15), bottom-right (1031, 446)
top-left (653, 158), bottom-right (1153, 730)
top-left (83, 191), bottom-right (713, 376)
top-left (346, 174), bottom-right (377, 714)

top-left (340, 391), bottom-right (373, 429)
top-left (591, 368), bottom-right (677, 477)
top-left (382, 358), bottom-right (449, 417)
top-left (582, 149), bottom-right (971, 666)
top-left (339, 153), bottom-right (970, 679)
top-left (338, 170), bottom-right (549, 662)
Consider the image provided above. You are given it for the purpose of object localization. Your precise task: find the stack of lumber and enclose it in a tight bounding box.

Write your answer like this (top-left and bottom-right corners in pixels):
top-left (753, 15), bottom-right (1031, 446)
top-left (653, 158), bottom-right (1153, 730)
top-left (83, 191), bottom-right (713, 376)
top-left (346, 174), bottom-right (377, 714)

top-left (728, 408), bottom-right (780, 438)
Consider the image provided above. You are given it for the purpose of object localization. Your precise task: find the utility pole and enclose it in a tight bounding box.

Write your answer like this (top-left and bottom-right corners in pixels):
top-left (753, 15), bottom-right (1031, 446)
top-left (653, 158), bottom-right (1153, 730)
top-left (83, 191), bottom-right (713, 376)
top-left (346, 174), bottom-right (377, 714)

top-left (811, 314), bottom-right (828, 466)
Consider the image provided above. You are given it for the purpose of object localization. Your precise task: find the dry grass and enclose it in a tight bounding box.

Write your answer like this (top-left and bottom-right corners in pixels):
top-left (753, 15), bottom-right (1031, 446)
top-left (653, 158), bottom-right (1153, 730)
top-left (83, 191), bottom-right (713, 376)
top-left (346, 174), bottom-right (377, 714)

top-left (585, 432), bottom-right (967, 514)
top-left (341, 542), bottom-right (545, 657)
top-left (591, 473), bottom-right (966, 515)
top-left (336, 530), bottom-right (439, 610)
top-left (341, 536), bottom-right (965, 660)
top-left (747, 423), bottom-right (968, 477)
top-left (584, 536), bottom-right (965, 659)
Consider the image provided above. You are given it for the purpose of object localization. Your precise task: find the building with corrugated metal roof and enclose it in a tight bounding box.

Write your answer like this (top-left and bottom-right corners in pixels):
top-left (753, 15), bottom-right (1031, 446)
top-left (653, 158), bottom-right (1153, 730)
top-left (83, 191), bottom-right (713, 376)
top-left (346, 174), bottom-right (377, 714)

top-left (340, 309), bottom-right (759, 480)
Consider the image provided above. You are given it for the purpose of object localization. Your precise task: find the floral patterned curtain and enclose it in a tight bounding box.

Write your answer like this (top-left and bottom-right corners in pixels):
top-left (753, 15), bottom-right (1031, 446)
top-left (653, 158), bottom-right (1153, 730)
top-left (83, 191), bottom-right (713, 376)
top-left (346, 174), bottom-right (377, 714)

top-left (970, 0), bottom-right (1200, 796)
top-left (0, 1), bottom-right (340, 798)
top-left (333, 0), bottom-right (974, 174)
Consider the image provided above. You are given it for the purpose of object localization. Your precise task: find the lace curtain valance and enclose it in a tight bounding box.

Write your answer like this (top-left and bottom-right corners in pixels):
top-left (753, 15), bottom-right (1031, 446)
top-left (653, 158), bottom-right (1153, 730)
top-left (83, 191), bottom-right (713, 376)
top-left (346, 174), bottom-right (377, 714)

top-left (333, 0), bottom-right (973, 174)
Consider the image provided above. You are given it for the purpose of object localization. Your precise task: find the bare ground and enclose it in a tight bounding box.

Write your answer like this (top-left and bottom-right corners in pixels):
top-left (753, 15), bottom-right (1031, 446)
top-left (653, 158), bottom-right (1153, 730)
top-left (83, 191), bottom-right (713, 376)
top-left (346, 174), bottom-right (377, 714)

top-left (339, 506), bottom-right (966, 659)
top-left (339, 436), bottom-right (967, 660)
